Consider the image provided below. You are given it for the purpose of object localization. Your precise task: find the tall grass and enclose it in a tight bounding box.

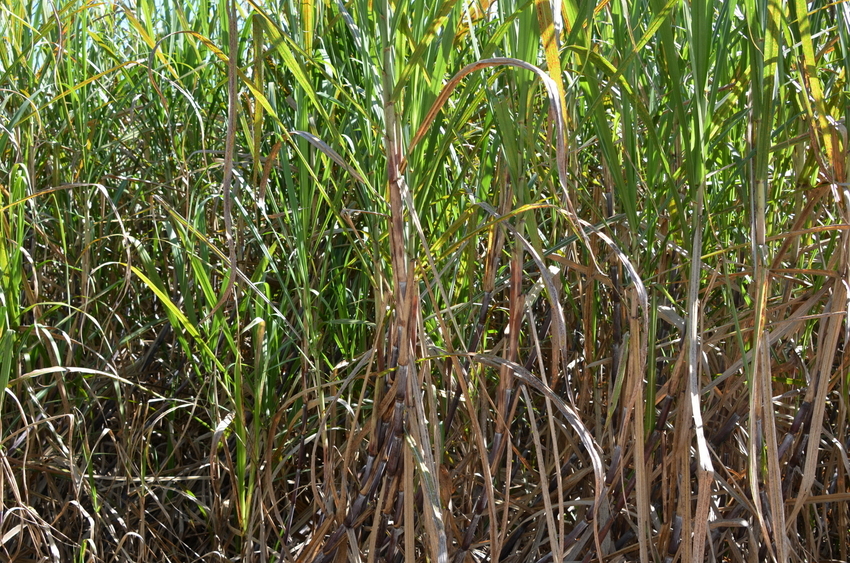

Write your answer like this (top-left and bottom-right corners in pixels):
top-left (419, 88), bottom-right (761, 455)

top-left (0, 0), bottom-right (848, 561)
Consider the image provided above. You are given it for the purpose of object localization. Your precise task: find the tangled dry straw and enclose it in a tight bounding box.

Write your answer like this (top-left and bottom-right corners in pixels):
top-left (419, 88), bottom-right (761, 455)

top-left (0, 0), bottom-right (848, 562)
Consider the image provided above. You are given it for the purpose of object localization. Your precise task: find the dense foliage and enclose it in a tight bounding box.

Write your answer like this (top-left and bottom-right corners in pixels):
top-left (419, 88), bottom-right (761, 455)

top-left (0, 0), bottom-right (848, 561)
